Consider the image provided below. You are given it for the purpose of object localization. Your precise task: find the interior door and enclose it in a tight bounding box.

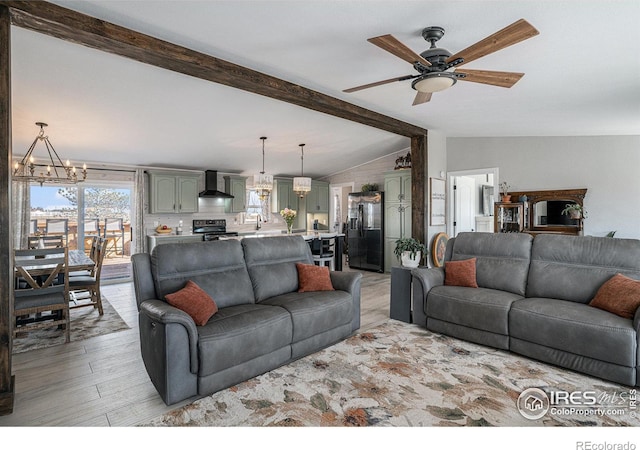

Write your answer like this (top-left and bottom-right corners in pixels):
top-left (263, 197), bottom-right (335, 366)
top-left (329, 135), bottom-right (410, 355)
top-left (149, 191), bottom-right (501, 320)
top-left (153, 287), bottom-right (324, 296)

top-left (453, 176), bottom-right (476, 236)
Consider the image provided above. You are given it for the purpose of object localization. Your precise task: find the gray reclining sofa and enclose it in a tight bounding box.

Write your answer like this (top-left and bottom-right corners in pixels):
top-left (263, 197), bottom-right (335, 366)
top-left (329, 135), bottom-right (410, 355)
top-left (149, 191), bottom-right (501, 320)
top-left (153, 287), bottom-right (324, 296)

top-left (132, 235), bottom-right (362, 405)
top-left (412, 232), bottom-right (640, 387)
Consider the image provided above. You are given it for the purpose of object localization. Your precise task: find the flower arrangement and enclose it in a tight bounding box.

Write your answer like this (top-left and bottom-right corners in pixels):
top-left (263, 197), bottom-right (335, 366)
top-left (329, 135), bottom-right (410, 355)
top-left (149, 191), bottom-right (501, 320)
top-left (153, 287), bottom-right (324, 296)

top-left (280, 208), bottom-right (297, 233)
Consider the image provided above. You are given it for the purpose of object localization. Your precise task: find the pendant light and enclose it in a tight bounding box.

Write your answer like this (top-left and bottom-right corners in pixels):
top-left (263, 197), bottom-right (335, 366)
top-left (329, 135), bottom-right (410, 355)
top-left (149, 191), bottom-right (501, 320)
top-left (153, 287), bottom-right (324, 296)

top-left (13, 122), bottom-right (88, 186)
top-left (293, 143), bottom-right (312, 198)
top-left (253, 136), bottom-right (273, 200)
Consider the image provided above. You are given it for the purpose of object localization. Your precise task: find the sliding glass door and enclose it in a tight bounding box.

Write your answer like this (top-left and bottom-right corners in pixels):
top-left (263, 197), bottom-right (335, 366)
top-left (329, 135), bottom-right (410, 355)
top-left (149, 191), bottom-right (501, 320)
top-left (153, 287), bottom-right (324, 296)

top-left (29, 181), bottom-right (134, 282)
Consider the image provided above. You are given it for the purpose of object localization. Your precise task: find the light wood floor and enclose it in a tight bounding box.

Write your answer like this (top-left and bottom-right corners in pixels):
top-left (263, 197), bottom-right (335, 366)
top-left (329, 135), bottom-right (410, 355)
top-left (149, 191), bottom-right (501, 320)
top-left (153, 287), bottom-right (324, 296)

top-left (0, 267), bottom-right (391, 427)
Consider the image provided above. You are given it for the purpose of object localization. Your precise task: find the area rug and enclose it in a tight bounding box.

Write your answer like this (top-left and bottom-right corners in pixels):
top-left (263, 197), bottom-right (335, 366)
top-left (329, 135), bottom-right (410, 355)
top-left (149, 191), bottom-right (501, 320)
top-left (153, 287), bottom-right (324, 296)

top-left (12, 297), bottom-right (130, 354)
top-left (142, 320), bottom-right (640, 427)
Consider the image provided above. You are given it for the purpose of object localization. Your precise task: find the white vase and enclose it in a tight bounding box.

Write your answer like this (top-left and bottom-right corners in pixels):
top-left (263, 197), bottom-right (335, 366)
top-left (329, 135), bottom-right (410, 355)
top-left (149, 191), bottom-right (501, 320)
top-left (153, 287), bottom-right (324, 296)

top-left (401, 251), bottom-right (421, 268)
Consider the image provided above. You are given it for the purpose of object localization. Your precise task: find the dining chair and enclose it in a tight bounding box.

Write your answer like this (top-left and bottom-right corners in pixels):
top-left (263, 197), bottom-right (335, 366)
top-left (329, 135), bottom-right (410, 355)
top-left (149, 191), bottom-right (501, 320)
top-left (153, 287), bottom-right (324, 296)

top-left (103, 218), bottom-right (124, 257)
top-left (29, 219), bottom-right (39, 235)
top-left (13, 247), bottom-right (70, 343)
top-left (310, 237), bottom-right (335, 271)
top-left (28, 235), bottom-right (64, 249)
top-left (69, 237), bottom-right (107, 315)
top-left (72, 235), bottom-right (98, 277)
top-left (45, 218), bottom-right (69, 246)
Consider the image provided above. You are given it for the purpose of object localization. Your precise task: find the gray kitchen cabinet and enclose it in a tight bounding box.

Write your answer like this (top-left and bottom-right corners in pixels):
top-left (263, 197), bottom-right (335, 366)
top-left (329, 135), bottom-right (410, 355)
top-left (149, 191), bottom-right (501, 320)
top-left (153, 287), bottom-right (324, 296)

top-left (307, 180), bottom-right (329, 213)
top-left (148, 171), bottom-right (200, 214)
top-left (273, 178), bottom-right (303, 229)
top-left (384, 170), bottom-right (412, 272)
top-left (224, 175), bottom-right (247, 213)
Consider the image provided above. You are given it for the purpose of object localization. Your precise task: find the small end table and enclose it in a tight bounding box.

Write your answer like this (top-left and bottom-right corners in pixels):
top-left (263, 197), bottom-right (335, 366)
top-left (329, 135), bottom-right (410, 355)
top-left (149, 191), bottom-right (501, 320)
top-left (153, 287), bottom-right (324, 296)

top-left (390, 265), bottom-right (427, 323)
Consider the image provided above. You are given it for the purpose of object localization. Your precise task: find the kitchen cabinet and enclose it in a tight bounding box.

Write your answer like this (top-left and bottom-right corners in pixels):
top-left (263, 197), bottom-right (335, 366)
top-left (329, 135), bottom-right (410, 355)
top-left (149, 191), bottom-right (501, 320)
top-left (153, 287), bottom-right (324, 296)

top-left (148, 171), bottom-right (199, 214)
top-left (224, 175), bottom-right (247, 213)
top-left (384, 170), bottom-right (412, 272)
top-left (306, 180), bottom-right (329, 213)
top-left (494, 202), bottom-right (524, 233)
top-left (273, 178), bottom-right (303, 229)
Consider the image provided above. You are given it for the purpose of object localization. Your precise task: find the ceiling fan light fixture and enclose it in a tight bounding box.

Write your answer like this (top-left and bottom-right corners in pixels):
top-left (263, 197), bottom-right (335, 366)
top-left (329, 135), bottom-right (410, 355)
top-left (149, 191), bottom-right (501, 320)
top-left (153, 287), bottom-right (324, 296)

top-left (412, 73), bottom-right (457, 93)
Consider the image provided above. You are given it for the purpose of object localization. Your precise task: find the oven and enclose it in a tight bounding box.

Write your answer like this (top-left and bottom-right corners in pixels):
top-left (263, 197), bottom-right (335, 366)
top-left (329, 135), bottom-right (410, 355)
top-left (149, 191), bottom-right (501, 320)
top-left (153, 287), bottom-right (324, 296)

top-left (192, 219), bottom-right (239, 241)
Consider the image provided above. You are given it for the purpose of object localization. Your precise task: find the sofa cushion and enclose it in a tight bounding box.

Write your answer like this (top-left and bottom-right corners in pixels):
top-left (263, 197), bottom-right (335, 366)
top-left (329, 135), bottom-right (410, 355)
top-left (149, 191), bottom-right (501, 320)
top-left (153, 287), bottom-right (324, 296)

top-left (449, 232), bottom-right (533, 296)
top-left (444, 258), bottom-right (478, 288)
top-left (164, 280), bottom-right (218, 326)
top-left (197, 304), bottom-right (292, 377)
top-left (296, 263), bottom-right (334, 292)
top-left (510, 297), bottom-right (637, 367)
top-left (152, 240), bottom-right (255, 309)
top-left (427, 285), bottom-right (523, 335)
top-left (527, 234), bottom-right (640, 304)
top-left (242, 236), bottom-right (314, 302)
top-left (261, 290), bottom-right (352, 342)
top-left (589, 273), bottom-right (640, 319)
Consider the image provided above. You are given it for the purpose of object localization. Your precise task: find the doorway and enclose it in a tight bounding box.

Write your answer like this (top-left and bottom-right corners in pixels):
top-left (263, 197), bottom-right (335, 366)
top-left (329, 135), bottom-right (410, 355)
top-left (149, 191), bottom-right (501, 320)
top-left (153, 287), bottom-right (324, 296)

top-left (447, 168), bottom-right (499, 237)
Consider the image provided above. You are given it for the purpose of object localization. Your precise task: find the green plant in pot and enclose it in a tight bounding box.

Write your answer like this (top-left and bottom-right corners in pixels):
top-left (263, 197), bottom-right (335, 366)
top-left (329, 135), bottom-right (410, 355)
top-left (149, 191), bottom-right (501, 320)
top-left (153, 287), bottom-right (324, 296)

top-left (394, 237), bottom-right (426, 268)
top-left (561, 203), bottom-right (587, 220)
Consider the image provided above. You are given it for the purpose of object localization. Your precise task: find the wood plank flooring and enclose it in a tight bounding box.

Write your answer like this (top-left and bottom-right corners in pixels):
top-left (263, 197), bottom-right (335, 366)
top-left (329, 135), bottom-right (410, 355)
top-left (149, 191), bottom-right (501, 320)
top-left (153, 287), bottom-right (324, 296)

top-left (0, 267), bottom-right (392, 427)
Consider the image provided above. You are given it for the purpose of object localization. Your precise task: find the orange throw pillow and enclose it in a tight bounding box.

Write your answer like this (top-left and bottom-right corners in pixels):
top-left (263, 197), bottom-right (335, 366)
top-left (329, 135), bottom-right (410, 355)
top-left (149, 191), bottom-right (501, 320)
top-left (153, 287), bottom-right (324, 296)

top-left (589, 273), bottom-right (640, 319)
top-left (444, 258), bottom-right (478, 288)
top-left (296, 263), bottom-right (335, 292)
top-left (165, 280), bottom-right (218, 326)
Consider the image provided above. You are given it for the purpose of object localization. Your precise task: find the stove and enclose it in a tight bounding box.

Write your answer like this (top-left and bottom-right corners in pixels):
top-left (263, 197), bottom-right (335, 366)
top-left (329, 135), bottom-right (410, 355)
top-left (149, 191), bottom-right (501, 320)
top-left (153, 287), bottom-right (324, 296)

top-left (192, 219), bottom-right (239, 241)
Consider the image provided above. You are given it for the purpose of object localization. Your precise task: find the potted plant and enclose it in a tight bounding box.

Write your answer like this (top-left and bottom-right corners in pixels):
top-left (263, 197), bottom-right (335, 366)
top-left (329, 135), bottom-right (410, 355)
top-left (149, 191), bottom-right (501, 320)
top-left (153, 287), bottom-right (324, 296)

top-left (499, 181), bottom-right (511, 203)
top-left (561, 203), bottom-right (587, 220)
top-left (394, 237), bottom-right (426, 268)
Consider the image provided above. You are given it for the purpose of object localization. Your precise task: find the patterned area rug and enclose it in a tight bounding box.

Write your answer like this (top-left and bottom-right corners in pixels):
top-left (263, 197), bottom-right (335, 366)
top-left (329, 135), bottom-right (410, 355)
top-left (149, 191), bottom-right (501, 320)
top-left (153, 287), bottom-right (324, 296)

top-left (12, 297), bottom-right (130, 354)
top-left (142, 320), bottom-right (640, 427)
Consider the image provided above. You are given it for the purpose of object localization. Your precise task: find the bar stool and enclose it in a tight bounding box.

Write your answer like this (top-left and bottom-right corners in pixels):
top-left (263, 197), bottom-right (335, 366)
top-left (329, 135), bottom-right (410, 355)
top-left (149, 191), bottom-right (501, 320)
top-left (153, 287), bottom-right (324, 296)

top-left (310, 237), bottom-right (335, 271)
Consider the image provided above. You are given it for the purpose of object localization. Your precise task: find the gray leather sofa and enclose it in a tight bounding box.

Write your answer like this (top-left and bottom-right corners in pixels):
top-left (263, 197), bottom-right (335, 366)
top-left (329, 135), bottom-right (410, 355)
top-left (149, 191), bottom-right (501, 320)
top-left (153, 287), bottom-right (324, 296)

top-left (412, 232), bottom-right (640, 387)
top-left (132, 235), bottom-right (362, 405)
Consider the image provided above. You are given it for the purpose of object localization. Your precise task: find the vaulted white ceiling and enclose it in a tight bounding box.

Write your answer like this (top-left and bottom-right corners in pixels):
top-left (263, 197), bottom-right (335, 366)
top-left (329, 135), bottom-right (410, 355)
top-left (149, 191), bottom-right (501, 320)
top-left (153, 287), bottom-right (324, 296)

top-left (10, 1), bottom-right (640, 178)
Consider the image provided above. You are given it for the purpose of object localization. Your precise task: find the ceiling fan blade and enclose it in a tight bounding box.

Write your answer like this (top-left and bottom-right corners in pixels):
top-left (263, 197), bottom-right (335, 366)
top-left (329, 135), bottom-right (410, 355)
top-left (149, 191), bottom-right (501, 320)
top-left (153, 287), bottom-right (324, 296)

top-left (455, 69), bottom-right (525, 88)
top-left (446, 19), bottom-right (539, 67)
top-left (343, 75), bottom-right (417, 93)
top-left (368, 34), bottom-right (431, 67)
top-left (412, 91), bottom-right (432, 105)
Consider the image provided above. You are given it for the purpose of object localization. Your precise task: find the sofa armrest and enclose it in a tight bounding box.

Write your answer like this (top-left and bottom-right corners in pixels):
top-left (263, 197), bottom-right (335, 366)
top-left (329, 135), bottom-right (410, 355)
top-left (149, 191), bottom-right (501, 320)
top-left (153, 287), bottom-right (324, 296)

top-left (634, 307), bottom-right (640, 333)
top-left (140, 299), bottom-right (199, 374)
top-left (330, 271), bottom-right (363, 332)
top-left (411, 267), bottom-right (445, 327)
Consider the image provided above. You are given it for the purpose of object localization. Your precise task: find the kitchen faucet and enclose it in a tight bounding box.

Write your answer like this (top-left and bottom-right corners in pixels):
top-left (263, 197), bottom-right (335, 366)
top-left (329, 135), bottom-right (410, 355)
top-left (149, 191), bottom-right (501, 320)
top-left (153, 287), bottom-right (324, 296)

top-left (256, 214), bottom-right (262, 230)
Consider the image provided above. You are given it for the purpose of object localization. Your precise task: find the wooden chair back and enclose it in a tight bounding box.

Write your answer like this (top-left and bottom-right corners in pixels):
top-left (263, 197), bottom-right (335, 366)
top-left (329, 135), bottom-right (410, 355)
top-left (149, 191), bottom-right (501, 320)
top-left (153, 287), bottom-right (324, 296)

top-left (28, 235), bottom-right (64, 249)
top-left (13, 247), bottom-right (70, 342)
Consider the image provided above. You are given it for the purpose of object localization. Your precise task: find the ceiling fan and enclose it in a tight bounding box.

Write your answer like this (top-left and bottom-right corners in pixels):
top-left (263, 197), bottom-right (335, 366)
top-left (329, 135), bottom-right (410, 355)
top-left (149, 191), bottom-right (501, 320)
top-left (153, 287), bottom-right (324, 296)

top-left (343, 19), bottom-right (539, 105)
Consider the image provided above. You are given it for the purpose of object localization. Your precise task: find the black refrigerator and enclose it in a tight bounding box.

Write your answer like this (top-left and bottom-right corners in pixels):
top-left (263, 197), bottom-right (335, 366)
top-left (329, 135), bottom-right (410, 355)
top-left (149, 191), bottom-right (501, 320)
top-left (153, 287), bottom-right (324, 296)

top-left (347, 191), bottom-right (384, 272)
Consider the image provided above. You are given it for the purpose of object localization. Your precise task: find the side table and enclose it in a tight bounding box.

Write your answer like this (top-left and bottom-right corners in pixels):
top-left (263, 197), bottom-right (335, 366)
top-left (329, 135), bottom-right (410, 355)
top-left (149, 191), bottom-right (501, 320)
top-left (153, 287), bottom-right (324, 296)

top-left (390, 265), bottom-right (427, 323)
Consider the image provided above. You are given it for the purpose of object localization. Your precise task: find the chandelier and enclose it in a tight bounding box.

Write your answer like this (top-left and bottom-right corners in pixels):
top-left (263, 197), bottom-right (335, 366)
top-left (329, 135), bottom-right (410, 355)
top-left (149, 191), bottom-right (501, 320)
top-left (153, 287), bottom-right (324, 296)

top-left (253, 136), bottom-right (273, 200)
top-left (13, 122), bottom-right (87, 186)
top-left (293, 143), bottom-right (312, 198)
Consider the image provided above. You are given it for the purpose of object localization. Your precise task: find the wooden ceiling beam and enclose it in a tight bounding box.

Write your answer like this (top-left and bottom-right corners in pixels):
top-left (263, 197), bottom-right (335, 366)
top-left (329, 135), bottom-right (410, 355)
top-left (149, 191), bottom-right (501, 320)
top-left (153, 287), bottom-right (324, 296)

top-left (6, 1), bottom-right (426, 138)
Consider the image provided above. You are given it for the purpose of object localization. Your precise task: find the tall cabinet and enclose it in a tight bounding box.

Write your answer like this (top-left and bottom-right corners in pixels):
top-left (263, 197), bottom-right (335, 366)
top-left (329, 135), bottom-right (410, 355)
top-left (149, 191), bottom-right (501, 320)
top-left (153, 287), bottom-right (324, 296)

top-left (384, 170), bottom-right (412, 272)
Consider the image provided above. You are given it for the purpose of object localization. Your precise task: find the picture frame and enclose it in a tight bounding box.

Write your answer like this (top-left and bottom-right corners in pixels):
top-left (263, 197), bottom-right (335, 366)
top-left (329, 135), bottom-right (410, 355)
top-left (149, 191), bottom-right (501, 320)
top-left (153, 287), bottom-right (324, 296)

top-left (430, 177), bottom-right (446, 226)
top-left (431, 232), bottom-right (449, 268)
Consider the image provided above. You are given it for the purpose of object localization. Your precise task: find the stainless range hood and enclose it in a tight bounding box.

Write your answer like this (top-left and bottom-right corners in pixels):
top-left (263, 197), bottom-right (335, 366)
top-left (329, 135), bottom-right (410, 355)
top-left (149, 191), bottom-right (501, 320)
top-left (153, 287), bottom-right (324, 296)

top-left (198, 170), bottom-right (234, 198)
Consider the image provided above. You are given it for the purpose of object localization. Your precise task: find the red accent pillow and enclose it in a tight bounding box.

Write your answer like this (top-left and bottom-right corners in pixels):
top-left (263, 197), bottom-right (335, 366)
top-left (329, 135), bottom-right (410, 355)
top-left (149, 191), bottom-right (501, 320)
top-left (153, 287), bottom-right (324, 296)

top-left (589, 273), bottom-right (640, 319)
top-left (165, 280), bottom-right (218, 326)
top-left (296, 263), bottom-right (335, 292)
top-left (444, 258), bottom-right (478, 288)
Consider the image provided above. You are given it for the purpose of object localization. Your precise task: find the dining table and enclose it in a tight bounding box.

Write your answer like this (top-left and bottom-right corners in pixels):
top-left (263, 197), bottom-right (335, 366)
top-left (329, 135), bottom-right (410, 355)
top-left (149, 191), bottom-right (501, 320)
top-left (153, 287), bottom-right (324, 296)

top-left (15, 249), bottom-right (95, 278)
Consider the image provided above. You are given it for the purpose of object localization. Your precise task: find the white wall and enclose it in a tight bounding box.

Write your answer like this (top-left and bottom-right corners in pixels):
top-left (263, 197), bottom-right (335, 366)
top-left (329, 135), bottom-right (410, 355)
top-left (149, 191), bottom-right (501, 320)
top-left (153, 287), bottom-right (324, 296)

top-left (426, 130), bottom-right (447, 266)
top-left (447, 136), bottom-right (640, 239)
